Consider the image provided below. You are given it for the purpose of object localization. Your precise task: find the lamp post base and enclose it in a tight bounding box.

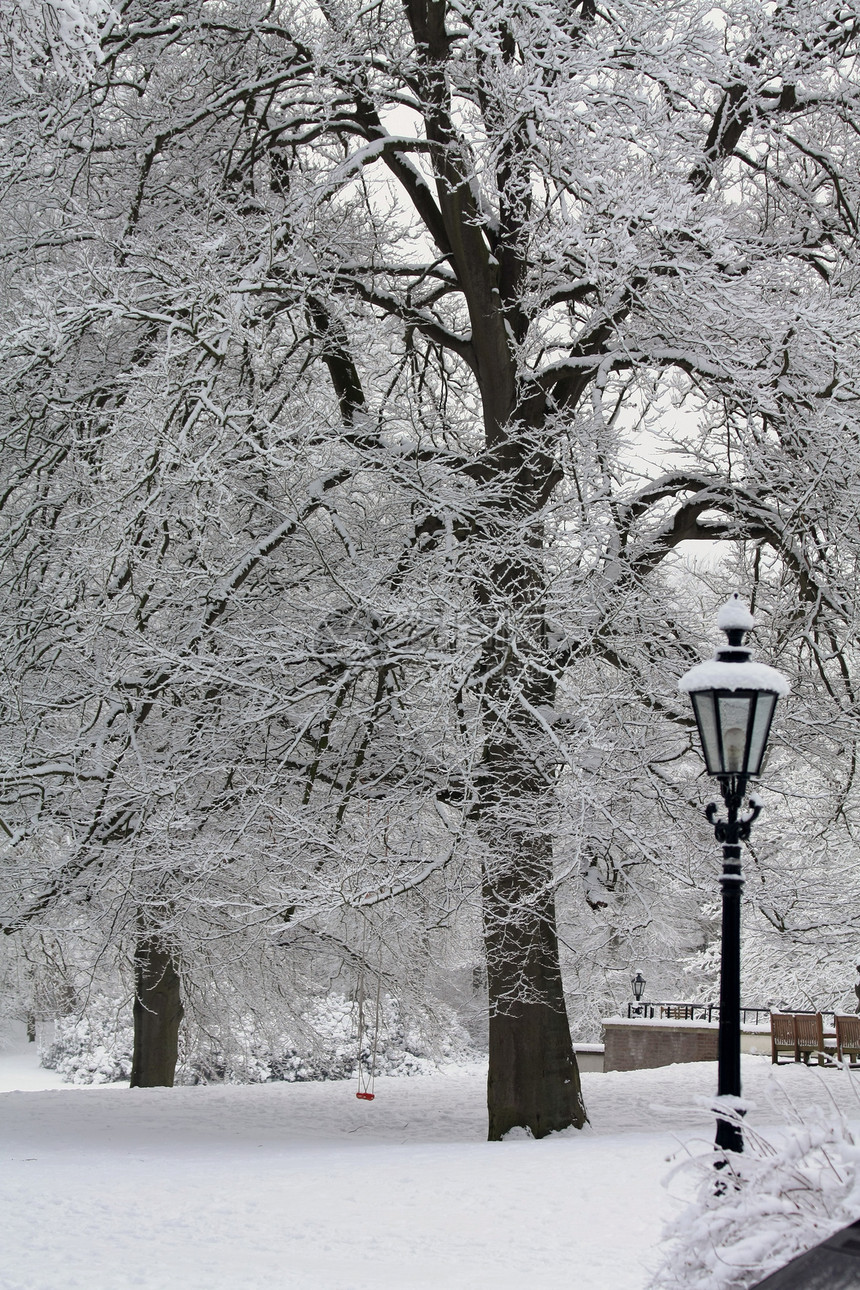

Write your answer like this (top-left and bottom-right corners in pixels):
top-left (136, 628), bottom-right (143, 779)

top-left (715, 1113), bottom-right (744, 1155)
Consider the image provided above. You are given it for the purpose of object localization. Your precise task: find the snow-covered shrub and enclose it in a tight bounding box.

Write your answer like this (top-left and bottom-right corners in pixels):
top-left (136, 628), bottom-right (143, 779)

top-left (178, 992), bottom-right (474, 1085)
top-left (650, 1088), bottom-right (860, 1289)
top-left (41, 991), bottom-right (475, 1085)
top-left (41, 998), bottom-right (133, 1084)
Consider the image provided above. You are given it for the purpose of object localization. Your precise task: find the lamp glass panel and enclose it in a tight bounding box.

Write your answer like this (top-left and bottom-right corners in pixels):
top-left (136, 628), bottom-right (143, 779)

top-left (690, 691), bottom-right (720, 775)
top-left (747, 692), bottom-right (777, 775)
top-left (716, 694), bottom-right (754, 773)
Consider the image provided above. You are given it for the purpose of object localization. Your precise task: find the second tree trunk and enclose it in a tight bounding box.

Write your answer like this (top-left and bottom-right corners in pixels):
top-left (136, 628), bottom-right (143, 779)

top-left (130, 933), bottom-right (183, 1088)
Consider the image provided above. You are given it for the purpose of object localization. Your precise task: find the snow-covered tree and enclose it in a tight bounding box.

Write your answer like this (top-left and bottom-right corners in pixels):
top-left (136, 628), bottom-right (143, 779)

top-left (3, 0), bottom-right (860, 1135)
top-left (2, 0), bottom-right (113, 86)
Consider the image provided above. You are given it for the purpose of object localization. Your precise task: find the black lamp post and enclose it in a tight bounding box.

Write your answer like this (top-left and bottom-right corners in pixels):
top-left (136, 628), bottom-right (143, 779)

top-left (631, 971), bottom-right (646, 1002)
top-left (680, 594), bottom-right (789, 1154)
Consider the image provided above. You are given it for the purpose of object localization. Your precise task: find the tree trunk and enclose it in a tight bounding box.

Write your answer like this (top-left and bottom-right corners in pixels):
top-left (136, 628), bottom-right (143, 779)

top-left (477, 530), bottom-right (587, 1140)
top-left (130, 933), bottom-right (183, 1088)
top-left (482, 803), bottom-right (587, 1140)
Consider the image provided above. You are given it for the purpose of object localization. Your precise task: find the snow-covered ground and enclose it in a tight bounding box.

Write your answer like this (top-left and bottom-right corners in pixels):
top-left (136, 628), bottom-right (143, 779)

top-left (3, 1025), bottom-right (860, 1290)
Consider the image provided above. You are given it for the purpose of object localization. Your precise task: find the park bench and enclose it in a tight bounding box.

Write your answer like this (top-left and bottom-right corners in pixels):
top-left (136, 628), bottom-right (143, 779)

top-left (770, 1012), bottom-right (837, 1065)
top-left (835, 1014), bottom-right (860, 1067)
top-left (794, 1012), bottom-right (828, 1065)
top-left (770, 1012), bottom-right (797, 1064)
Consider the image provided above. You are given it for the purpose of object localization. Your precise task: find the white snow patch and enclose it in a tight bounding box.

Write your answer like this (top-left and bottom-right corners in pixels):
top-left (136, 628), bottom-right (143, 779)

top-left (716, 594), bottom-right (755, 632)
top-left (2, 1039), bottom-right (860, 1290)
top-left (679, 659), bottom-right (790, 696)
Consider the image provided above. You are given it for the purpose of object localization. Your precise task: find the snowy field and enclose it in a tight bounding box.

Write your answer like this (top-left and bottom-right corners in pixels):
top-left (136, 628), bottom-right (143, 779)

top-left (3, 1029), bottom-right (860, 1290)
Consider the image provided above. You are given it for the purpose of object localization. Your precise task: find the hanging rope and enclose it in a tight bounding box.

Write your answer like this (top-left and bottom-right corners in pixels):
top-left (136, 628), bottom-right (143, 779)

top-left (355, 923), bottom-right (383, 1101)
top-left (355, 814), bottom-right (387, 1101)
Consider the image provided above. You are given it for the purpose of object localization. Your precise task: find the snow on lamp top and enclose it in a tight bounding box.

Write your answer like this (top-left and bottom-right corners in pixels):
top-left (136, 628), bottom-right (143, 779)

top-left (715, 592), bottom-right (755, 633)
top-left (678, 595), bottom-right (790, 697)
top-left (679, 656), bottom-right (791, 695)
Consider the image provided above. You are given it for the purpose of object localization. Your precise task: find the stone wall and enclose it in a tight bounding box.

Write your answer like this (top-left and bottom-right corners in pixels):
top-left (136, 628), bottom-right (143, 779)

top-left (602, 1020), bottom-right (719, 1072)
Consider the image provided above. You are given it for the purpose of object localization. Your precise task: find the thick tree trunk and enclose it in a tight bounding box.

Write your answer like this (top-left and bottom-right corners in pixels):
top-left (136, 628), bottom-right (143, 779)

top-left (482, 807), bottom-right (587, 1139)
top-left (130, 933), bottom-right (183, 1088)
top-left (477, 530), bottom-right (587, 1140)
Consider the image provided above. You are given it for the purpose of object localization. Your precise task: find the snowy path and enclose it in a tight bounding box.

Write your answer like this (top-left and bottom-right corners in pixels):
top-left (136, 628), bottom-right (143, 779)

top-left (3, 1035), bottom-right (860, 1290)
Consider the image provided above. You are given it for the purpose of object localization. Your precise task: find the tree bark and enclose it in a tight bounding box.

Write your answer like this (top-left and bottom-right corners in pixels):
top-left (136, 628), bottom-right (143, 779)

top-left (477, 528), bottom-right (587, 1140)
top-left (130, 932), bottom-right (183, 1088)
top-left (484, 834), bottom-right (587, 1139)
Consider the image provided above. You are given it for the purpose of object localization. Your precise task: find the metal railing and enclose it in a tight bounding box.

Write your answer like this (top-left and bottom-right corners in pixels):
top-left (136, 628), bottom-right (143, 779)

top-left (626, 1002), bottom-right (771, 1025)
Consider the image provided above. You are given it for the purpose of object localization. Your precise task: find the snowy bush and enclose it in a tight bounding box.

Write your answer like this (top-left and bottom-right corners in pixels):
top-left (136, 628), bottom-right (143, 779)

top-left (178, 993), bottom-right (473, 1085)
top-left (650, 1087), bottom-right (860, 1289)
top-left (41, 999), bottom-right (133, 1084)
top-left (41, 991), bottom-right (475, 1085)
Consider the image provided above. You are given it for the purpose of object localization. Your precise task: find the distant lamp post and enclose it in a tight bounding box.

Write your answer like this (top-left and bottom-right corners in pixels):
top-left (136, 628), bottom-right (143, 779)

top-left (679, 594), bottom-right (789, 1154)
top-left (631, 971), bottom-right (646, 1002)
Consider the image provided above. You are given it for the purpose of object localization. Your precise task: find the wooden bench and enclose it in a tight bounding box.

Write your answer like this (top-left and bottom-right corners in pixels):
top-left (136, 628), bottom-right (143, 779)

top-left (770, 1012), bottom-right (837, 1065)
top-left (835, 1014), bottom-right (860, 1067)
top-left (794, 1012), bottom-right (828, 1065)
top-left (770, 1012), bottom-right (797, 1064)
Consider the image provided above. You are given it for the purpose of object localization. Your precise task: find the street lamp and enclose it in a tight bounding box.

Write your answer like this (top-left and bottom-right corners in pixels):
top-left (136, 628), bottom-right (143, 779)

top-left (631, 971), bottom-right (646, 1002)
top-left (679, 594), bottom-right (789, 1154)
